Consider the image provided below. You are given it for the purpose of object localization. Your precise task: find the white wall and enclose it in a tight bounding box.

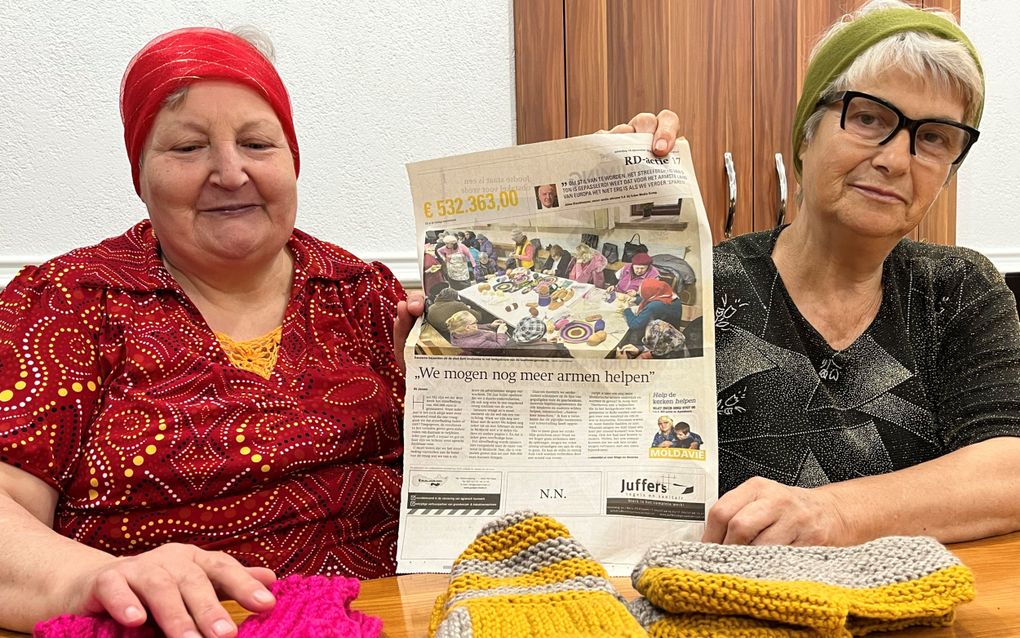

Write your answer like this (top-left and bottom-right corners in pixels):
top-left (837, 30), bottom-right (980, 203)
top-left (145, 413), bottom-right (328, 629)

top-left (959, 0), bottom-right (1020, 273)
top-left (0, 1), bottom-right (515, 286)
top-left (2, 1), bottom-right (1017, 288)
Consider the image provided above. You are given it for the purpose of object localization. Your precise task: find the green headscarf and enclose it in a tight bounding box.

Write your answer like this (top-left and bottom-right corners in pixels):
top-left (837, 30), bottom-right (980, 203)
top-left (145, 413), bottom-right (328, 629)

top-left (792, 7), bottom-right (984, 178)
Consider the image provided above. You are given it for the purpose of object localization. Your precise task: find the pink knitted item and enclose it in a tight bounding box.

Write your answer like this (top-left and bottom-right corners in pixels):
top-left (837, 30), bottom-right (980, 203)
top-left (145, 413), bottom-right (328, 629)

top-left (33, 575), bottom-right (382, 638)
top-left (33, 615), bottom-right (155, 637)
top-left (237, 575), bottom-right (382, 637)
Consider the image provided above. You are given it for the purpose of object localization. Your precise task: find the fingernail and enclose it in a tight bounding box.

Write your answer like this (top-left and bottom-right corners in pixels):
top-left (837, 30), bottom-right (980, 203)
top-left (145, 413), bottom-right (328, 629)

top-left (123, 606), bottom-right (143, 622)
top-left (654, 138), bottom-right (667, 153)
top-left (253, 589), bottom-right (275, 604)
top-left (212, 619), bottom-right (235, 636)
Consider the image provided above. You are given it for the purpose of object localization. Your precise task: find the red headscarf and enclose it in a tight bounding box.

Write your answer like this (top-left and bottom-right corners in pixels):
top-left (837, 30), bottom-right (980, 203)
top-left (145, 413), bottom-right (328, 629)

top-left (637, 278), bottom-right (675, 313)
top-left (120, 27), bottom-right (300, 195)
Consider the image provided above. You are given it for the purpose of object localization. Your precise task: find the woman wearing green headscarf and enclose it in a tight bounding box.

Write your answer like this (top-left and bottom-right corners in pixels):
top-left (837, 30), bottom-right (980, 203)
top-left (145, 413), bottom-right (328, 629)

top-left (619, 0), bottom-right (1020, 546)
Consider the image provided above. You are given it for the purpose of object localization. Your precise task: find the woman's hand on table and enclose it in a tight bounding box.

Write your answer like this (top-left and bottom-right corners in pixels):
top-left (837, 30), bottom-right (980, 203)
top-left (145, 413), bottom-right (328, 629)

top-left (394, 292), bottom-right (426, 374)
top-left (65, 544), bottom-right (276, 638)
top-left (603, 110), bottom-right (680, 156)
top-left (703, 477), bottom-right (851, 546)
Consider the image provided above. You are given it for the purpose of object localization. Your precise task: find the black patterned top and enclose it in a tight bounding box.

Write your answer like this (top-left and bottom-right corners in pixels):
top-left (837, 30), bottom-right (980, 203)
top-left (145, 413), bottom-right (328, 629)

top-left (713, 228), bottom-right (1020, 494)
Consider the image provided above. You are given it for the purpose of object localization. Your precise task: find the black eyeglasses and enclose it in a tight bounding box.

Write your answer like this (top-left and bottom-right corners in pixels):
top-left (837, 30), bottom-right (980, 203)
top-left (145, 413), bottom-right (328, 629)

top-left (823, 90), bottom-right (980, 165)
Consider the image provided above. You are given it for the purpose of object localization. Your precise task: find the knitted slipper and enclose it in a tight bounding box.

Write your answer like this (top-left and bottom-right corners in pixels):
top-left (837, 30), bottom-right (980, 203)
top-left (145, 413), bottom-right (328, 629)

top-left (629, 597), bottom-right (826, 637)
top-left (34, 575), bottom-right (381, 638)
top-left (631, 536), bottom-right (974, 637)
top-left (429, 511), bottom-right (646, 637)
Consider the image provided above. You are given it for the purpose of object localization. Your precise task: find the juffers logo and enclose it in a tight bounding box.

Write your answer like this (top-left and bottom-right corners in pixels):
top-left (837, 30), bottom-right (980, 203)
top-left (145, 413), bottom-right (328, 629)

top-left (618, 477), bottom-right (694, 496)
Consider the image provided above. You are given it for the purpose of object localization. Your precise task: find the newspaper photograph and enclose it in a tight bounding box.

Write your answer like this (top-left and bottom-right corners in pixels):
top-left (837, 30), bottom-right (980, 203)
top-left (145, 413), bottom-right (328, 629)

top-left (397, 133), bottom-right (717, 575)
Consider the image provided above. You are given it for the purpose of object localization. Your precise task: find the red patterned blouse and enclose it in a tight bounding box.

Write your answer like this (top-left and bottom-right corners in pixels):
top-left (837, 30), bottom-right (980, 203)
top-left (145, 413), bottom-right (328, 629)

top-left (0, 221), bottom-right (406, 579)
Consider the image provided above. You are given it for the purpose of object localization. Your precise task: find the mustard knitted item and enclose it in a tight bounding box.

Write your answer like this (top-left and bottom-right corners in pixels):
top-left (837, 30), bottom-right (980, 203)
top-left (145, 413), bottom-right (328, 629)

top-left (630, 597), bottom-right (826, 637)
top-left (429, 511), bottom-right (647, 637)
top-left (631, 536), bottom-right (974, 638)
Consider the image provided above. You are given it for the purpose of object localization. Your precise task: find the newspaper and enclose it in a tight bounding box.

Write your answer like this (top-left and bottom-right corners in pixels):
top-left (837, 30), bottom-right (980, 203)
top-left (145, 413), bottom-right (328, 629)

top-left (397, 133), bottom-right (717, 575)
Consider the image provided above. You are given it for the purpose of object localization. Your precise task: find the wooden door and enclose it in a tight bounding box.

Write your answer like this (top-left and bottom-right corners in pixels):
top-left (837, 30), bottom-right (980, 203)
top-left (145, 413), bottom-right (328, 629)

top-left (752, 0), bottom-right (850, 234)
top-left (514, 0), bottom-right (567, 143)
top-left (516, 0), bottom-right (755, 242)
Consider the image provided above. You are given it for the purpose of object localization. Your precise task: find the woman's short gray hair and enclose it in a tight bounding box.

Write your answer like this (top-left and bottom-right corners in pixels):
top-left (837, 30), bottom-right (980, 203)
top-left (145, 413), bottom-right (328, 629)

top-left (161, 26), bottom-right (276, 111)
top-left (800, 0), bottom-right (983, 149)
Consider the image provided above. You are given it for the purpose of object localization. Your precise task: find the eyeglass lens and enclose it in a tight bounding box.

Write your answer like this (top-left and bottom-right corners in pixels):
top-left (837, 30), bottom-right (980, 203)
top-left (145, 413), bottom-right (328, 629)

top-left (842, 94), bottom-right (972, 164)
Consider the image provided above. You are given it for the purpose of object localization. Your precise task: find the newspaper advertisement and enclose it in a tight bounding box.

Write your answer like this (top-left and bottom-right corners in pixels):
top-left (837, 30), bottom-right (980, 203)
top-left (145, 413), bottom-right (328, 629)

top-left (397, 133), bottom-right (717, 575)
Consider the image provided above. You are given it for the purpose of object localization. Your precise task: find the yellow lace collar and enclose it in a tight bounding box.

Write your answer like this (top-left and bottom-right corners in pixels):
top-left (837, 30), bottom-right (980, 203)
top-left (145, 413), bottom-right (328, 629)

top-left (215, 326), bottom-right (282, 379)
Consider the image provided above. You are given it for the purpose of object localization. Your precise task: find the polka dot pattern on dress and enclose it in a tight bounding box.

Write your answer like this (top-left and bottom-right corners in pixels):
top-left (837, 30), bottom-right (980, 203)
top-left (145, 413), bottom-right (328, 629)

top-left (0, 220), bottom-right (406, 579)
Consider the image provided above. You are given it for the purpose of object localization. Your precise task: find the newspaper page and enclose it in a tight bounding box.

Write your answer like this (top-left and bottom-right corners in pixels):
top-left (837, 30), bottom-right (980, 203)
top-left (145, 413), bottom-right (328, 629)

top-left (397, 133), bottom-right (716, 575)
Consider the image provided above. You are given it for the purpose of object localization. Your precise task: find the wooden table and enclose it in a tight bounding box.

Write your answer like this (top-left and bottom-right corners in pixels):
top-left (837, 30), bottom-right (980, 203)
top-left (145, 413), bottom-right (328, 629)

top-left (5, 533), bottom-right (1016, 637)
top-left (456, 272), bottom-right (633, 357)
top-left (348, 533), bottom-right (1020, 636)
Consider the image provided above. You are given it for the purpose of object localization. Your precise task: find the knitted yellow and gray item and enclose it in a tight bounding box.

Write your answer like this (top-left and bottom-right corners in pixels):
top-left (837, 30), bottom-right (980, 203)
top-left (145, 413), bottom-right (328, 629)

top-left (630, 536), bottom-right (975, 638)
top-left (629, 599), bottom-right (824, 638)
top-left (429, 511), bottom-right (647, 637)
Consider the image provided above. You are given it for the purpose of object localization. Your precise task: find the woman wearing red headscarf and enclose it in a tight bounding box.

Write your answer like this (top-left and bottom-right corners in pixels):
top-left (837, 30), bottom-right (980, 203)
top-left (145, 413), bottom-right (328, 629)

top-left (0, 28), bottom-right (423, 637)
top-left (623, 279), bottom-right (683, 333)
top-left (614, 278), bottom-right (684, 357)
